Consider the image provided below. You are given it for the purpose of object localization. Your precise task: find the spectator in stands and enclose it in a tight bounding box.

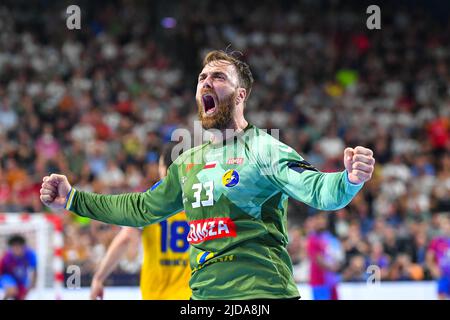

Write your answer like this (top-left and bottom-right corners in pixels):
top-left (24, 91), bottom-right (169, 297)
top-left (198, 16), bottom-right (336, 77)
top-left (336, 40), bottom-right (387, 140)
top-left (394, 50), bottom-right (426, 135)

top-left (366, 241), bottom-right (390, 281)
top-left (342, 255), bottom-right (367, 282)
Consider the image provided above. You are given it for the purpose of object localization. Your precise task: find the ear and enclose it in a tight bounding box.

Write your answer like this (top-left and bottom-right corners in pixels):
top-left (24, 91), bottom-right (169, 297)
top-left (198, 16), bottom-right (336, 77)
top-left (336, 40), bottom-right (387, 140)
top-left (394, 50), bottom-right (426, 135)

top-left (235, 88), bottom-right (247, 105)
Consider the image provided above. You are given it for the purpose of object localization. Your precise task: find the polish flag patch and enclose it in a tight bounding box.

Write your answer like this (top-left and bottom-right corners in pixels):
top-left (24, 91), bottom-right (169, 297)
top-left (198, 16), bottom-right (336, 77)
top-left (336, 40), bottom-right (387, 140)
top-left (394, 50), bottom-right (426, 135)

top-left (203, 161), bottom-right (217, 169)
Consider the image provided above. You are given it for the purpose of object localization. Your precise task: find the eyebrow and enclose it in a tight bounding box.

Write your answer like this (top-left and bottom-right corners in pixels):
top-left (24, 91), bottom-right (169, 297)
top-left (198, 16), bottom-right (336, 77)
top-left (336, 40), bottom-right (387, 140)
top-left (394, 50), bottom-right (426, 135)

top-left (198, 71), bottom-right (228, 80)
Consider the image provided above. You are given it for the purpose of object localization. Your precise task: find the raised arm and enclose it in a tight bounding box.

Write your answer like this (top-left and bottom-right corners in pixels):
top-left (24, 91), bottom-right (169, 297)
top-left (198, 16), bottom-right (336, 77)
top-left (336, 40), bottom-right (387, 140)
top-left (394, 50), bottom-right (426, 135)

top-left (261, 139), bottom-right (375, 211)
top-left (40, 164), bottom-right (184, 227)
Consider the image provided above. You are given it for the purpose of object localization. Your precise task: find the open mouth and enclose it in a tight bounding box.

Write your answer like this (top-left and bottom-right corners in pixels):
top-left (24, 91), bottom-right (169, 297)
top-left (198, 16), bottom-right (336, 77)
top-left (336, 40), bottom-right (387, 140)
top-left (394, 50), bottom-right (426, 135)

top-left (202, 94), bottom-right (217, 115)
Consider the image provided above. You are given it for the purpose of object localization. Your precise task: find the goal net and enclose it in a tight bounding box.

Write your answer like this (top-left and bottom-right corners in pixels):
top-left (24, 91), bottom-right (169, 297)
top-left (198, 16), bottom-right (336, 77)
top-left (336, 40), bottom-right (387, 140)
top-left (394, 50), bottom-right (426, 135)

top-left (0, 213), bottom-right (64, 300)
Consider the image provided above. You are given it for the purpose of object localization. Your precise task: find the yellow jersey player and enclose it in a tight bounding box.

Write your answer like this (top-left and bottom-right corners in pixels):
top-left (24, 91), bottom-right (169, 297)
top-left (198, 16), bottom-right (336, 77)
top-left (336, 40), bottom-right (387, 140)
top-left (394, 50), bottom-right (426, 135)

top-left (90, 144), bottom-right (191, 300)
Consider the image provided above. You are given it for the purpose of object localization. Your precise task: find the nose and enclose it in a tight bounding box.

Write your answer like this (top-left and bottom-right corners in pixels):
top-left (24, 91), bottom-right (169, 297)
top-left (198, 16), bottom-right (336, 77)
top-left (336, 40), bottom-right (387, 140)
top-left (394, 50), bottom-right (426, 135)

top-left (202, 75), bottom-right (213, 89)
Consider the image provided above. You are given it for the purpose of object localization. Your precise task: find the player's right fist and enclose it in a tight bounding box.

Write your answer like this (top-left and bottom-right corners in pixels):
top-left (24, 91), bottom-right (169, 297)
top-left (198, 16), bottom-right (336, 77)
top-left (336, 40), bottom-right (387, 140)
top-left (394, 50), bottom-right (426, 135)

top-left (40, 174), bottom-right (72, 210)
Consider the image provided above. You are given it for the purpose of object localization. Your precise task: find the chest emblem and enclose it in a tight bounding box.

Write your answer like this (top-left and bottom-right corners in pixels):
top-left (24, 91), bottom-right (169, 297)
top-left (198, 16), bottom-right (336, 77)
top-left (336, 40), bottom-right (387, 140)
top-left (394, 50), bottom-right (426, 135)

top-left (222, 169), bottom-right (240, 188)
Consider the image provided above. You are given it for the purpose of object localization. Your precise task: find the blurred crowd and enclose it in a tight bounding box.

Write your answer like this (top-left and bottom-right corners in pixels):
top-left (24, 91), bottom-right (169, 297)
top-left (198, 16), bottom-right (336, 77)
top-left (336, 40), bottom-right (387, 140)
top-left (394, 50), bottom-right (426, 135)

top-left (0, 0), bottom-right (449, 285)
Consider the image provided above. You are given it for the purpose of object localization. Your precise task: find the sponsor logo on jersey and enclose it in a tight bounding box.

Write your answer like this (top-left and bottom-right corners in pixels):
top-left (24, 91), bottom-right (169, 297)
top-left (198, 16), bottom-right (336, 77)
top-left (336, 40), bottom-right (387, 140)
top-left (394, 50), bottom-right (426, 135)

top-left (159, 258), bottom-right (189, 267)
top-left (192, 254), bottom-right (235, 272)
top-left (227, 157), bottom-right (244, 165)
top-left (222, 169), bottom-right (239, 187)
top-left (203, 161), bottom-right (217, 169)
top-left (187, 217), bottom-right (237, 244)
top-left (196, 251), bottom-right (215, 264)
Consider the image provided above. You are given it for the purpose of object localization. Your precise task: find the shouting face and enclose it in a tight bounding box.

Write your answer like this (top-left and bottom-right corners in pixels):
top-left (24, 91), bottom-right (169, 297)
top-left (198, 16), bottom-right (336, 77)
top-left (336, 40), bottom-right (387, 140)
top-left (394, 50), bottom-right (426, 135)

top-left (196, 60), bottom-right (240, 130)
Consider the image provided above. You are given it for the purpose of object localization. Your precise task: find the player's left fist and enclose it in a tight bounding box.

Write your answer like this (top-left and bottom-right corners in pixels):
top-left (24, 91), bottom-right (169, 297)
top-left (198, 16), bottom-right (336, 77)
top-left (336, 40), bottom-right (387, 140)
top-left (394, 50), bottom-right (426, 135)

top-left (343, 146), bottom-right (375, 185)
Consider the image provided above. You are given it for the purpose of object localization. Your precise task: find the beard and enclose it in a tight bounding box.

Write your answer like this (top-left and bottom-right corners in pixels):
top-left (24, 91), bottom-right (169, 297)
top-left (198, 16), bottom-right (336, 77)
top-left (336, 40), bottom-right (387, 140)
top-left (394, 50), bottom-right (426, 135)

top-left (197, 90), bottom-right (236, 130)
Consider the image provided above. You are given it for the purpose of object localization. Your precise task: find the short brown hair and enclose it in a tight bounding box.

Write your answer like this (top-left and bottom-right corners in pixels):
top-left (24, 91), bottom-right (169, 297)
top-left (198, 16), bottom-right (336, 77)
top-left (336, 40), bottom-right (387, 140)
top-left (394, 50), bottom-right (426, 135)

top-left (203, 50), bottom-right (254, 101)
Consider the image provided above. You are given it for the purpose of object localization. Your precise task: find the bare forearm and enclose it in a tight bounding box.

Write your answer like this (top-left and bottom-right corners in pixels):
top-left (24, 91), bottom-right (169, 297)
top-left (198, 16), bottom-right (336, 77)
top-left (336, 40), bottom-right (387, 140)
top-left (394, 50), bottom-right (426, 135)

top-left (93, 230), bottom-right (133, 282)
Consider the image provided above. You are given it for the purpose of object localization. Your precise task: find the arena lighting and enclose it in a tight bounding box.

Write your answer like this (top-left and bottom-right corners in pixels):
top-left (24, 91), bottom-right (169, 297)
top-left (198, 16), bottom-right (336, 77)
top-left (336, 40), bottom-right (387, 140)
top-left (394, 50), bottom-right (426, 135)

top-left (161, 17), bottom-right (176, 29)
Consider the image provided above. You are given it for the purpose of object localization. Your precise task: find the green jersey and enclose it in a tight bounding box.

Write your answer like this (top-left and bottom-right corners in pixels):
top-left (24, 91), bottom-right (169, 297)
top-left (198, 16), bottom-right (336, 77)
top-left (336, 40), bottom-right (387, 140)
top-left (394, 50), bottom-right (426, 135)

top-left (65, 124), bottom-right (363, 299)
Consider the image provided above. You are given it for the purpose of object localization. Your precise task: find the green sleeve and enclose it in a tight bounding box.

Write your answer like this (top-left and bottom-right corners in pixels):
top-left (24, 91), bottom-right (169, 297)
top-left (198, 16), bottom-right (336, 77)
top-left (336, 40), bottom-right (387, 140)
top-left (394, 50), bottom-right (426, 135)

top-left (64, 163), bottom-right (184, 227)
top-left (260, 139), bottom-right (363, 211)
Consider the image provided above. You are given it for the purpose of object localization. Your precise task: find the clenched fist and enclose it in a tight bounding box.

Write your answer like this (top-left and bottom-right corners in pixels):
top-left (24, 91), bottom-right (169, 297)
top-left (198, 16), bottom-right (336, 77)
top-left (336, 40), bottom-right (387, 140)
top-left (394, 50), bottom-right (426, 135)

top-left (40, 174), bottom-right (72, 210)
top-left (344, 146), bottom-right (375, 185)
